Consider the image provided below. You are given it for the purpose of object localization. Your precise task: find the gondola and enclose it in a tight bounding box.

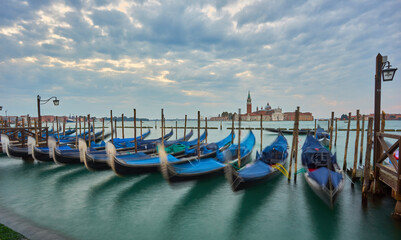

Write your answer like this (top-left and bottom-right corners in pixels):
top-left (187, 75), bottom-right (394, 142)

top-left (32, 129), bottom-right (112, 162)
top-left (107, 131), bottom-right (230, 175)
top-left (1, 134), bottom-right (35, 160)
top-left (226, 133), bottom-right (288, 191)
top-left (32, 129), bottom-right (150, 162)
top-left (301, 134), bottom-right (345, 206)
top-left (84, 130), bottom-right (198, 172)
top-left (265, 128), bottom-right (314, 135)
top-left (160, 131), bottom-right (255, 182)
top-left (53, 129), bottom-right (173, 164)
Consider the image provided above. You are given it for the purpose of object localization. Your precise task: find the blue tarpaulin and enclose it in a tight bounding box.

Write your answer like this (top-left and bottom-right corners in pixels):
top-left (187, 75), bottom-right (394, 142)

top-left (308, 167), bottom-right (343, 189)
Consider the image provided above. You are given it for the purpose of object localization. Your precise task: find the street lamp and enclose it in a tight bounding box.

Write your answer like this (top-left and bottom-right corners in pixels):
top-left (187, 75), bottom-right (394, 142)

top-left (37, 95), bottom-right (60, 131)
top-left (382, 60), bottom-right (398, 81)
top-left (373, 54), bottom-right (397, 182)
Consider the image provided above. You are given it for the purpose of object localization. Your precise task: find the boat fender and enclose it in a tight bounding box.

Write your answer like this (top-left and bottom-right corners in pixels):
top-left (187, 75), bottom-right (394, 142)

top-left (106, 142), bottom-right (116, 168)
top-left (78, 138), bottom-right (87, 163)
top-left (1, 134), bottom-right (9, 153)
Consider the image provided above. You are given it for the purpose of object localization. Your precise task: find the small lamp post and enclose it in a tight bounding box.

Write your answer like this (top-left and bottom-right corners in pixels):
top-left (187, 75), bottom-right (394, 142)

top-left (37, 95), bottom-right (60, 131)
top-left (373, 54), bottom-right (397, 182)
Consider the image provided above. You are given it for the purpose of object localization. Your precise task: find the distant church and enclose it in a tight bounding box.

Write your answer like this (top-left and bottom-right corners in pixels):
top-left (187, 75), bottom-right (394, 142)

top-left (237, 91), bottom-right (284, 121)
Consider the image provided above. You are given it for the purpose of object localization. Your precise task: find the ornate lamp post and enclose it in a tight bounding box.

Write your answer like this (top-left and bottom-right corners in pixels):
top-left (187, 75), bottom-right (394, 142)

top-left (37, 95), bottom-right (60, 131)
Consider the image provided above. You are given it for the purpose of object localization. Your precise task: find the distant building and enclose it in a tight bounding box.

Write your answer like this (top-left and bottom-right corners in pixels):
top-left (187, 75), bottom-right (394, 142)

top-left (236, 91), bottom-right (284, 121)
top-left (283, 112), bottom-right (314, 121)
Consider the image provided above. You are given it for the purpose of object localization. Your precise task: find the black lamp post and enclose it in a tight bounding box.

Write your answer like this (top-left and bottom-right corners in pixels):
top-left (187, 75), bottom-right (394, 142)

top-left (37, 95), bottom-right (60, 131)
top-left (373, 54), bottom-right (397, 182)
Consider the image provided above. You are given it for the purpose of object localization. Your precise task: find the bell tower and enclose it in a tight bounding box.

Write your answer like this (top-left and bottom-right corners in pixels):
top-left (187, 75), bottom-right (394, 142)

top-left (247, 91), bottom-right (252, 114)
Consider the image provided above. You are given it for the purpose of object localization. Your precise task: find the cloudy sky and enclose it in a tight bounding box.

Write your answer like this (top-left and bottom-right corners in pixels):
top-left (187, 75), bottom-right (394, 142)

top-left (0, 0), bottom-right (400, 119)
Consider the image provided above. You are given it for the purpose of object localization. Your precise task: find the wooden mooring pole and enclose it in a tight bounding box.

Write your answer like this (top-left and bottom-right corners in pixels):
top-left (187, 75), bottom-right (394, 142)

top-left (161, 109), bottom-right (164, 146)
top-left (362, 117), bottom-right (373, 203)
top-left (56, 116), bottom-right (60, 145)
top-left (293, 107), bottom-right (300, 182)
top-left (352, 110), bottom-right (360, 180)
top-left (359, 115), bottom-right (365, 165)
top-left (329, 112), bottom-right (334, 151)
top-left (140, 120), bottom-right (143, 140)
top-left (175, 121), bottom-right (178, 140)
top-left (231, 116), bottom-right (234, 144)
top-left (110, 110), bottom-right (114, 144)
top-left (334, 118), bottom-right (338, 146)
top-left (87, 114), bottom-right (91, 147)
top-left (205, 117), bottom-right (208, 143)
top-left (63, 119), bottom-right (66, 136)
top-left (184, 115), bottom-right (187, 141)
top-left (237, 109), bottom-right (242, 168)
top-left (197, 111), bottom-right (201, 160)
top-left (75, 116), bottom-right (78, 147)
top-left (342, 112), bottom-right (351, 171)
top-left (92, 118), bottom-right (95, 143)
top-left (114, 119), bottom-right (117, 138)
top-left (134, 109), bottom-right (137, 153)
top-left (102, 118), bottom-right (104, 141)
top-left (314, 119), bottom-right (317, 137)
top-left (260, 115), bottom-right (263, 152)
top-left (122, 114), bottom-right (125, 139)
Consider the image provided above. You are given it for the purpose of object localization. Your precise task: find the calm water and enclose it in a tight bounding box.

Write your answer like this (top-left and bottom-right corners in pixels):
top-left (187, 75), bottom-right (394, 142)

top-left (1, 120), bottom-right (401, 240)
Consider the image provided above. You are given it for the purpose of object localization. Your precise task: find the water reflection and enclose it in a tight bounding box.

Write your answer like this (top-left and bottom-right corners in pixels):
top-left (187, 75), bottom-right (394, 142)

top-left (230, 176), bottom-right (282, 239)
top-left (36, 164), bottom-right (81, 179)
top-left (55, 167), bottom-right (90, 190)
top-left (303, 182), bottom-right (339, 240)
top-left (169, 176), bottom-right (226, 220)
top-left (114, 173), bottom-right (164, 212)
top-left (86, 174), bottom-right (143, 202)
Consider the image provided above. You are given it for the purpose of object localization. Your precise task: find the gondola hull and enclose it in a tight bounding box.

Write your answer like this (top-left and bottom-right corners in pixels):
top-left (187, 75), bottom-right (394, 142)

top-left (227, 165), bottom-right (281, 191)
top-left (304, 171), bottom-right (345, 207)
top-left (165, 151), bottom-right (253, 182)
top-left (83, 152), bottom-right (110, 171)
top-left (53, 148), bottom-right (81, 164)
top-left (6, 145), bottom-right (33, 161)
top-left (33, 147), bottom-right (53, 162)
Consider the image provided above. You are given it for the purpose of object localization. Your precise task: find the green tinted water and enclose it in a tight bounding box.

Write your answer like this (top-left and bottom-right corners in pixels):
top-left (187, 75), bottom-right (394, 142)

top-left (1, 120), bottom-right (401, 240)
